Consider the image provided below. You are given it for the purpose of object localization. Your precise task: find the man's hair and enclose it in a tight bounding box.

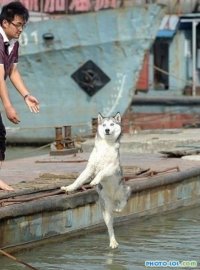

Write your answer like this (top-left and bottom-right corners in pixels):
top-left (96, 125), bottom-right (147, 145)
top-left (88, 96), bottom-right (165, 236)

top-left (0, 1), bottom-right (29, 25)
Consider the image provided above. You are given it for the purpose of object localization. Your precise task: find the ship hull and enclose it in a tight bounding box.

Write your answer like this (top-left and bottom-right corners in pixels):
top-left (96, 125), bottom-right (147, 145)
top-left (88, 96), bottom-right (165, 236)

top-left (2, 5), bottom-right (164, 143)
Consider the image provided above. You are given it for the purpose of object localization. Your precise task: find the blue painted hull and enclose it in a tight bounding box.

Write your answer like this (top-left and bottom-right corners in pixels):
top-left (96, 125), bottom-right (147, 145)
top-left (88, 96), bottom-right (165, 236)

top-left (2, 5), bottom-right (164, 143)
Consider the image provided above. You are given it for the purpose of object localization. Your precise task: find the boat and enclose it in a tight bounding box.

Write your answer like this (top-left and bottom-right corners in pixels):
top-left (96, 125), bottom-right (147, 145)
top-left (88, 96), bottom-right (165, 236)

top-left (3, 0), bottom-right (198, 143)
top-left (0, 0), bottom-right (165, 143)
top-left (125, 1), bottom-right (200, 131)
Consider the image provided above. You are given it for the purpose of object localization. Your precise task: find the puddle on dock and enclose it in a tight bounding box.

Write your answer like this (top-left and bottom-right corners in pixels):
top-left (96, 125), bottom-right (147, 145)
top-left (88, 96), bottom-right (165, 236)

top-left (1, 206), bottom-right (199, 270)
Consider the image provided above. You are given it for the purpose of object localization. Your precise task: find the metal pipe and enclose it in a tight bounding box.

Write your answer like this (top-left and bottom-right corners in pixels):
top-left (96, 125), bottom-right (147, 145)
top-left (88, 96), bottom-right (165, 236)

top-left (64, 126), bottom-right (71, 138)
top-left (55, 127), bottom-right (63, 140)
top-left (92, 118), bottom-right (98, 136)
top-left (192, 21), bottom-right (197, 96)
top-left (55, 127), bottom-right (64, 150)
top-left (63, 126), bottom-right (75, 149)
top-left (181, 18), bottom-right (200, 97)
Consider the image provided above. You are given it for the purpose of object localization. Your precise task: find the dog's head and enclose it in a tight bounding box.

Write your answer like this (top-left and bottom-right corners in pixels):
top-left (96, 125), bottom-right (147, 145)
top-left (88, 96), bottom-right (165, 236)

top-left (97, 112), bottom-right (121, 141)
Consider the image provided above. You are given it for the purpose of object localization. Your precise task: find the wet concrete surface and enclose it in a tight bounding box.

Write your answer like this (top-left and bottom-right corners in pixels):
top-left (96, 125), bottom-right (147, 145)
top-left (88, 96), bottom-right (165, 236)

top-left (1, 151), bottom-right (200, 192)
top-left (1, 129), bottom-right (200, 192)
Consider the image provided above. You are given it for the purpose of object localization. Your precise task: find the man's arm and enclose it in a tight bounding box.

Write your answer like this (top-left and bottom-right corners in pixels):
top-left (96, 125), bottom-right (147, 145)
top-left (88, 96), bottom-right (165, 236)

top-left (9, 64), bottom-right (39, 113)
top-left (0, 65), bottom-right (20, 124)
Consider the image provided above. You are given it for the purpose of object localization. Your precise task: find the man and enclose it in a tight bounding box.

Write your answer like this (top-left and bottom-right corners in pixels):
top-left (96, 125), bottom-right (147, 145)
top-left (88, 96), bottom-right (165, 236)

top-left (0, 2), bottom-right (39, 191)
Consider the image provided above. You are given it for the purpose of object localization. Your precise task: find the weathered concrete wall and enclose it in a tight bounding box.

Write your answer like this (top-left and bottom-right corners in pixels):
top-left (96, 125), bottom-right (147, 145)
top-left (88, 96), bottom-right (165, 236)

top-left (1, 167), bottom-right (200, 251)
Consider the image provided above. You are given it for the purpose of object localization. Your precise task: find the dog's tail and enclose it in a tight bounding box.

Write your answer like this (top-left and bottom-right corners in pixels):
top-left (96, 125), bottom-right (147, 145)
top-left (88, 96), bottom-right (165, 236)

top-left (114, 185), bottom-right (131, 212)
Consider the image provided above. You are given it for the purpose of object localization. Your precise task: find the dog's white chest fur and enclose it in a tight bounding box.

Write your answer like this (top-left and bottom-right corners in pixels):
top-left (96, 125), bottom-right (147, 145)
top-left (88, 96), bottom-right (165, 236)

top-left (91, 141), bottom-right (120, 174)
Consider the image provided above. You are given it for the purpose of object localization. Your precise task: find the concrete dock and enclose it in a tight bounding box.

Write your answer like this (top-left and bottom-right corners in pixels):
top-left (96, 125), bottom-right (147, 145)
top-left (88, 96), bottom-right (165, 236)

top-left (1, 128), bottom-right (200, 251)
top-left (2, 128), bottom-right (200, 187)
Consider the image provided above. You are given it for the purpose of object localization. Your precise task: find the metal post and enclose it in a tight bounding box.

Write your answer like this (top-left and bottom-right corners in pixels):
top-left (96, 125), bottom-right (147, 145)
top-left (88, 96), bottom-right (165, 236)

top-left (55, 127), bottom-right (64, 150)
top-left (92, 118), bottom-right (98, 137)
top-left (63, 125), bottom-right (75, 149)
top-left (192, 21), bottom-right (197, 96)
top-left (181, 18), bottom-right (200, 96)
top-left (64, 126), bottom-right (71, 138)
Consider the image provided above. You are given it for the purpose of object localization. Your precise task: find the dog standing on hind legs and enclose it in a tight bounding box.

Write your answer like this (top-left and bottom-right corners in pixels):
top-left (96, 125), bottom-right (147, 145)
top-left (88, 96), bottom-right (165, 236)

top-left (61, 112), bottom-right (131, 248)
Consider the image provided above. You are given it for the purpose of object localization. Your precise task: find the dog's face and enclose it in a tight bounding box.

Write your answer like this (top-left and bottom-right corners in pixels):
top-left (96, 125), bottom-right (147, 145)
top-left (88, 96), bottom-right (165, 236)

top-left (97, 113), bottom-right (121, 140)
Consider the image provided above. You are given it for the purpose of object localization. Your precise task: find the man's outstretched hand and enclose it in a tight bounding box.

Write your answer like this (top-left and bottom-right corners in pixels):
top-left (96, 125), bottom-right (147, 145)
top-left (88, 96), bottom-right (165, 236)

top-left (25, 95), bottom-right (39, 113)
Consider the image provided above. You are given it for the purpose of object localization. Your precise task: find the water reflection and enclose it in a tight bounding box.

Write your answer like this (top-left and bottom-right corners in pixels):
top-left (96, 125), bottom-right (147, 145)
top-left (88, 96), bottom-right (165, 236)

top-left (1, 206), bottom-right (200, 270)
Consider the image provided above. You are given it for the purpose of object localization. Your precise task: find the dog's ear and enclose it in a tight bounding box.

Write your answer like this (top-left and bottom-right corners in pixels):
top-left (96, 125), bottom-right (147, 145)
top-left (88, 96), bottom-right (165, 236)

top-left (98, 113), bottom-right (104, 124)
top-left (114, 112), bottom-right (121, 123)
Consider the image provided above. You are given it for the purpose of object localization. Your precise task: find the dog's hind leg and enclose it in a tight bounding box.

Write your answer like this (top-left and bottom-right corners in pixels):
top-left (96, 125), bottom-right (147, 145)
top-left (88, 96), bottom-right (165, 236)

top-left (102, 208), bottom-right (118, 249)
top-left (99, 195), bottom-right (118, 249)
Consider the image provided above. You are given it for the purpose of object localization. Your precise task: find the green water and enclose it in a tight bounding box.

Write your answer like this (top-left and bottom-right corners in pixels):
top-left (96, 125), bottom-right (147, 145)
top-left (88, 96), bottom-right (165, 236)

top-left (0, 206), bottom-right (199, 270)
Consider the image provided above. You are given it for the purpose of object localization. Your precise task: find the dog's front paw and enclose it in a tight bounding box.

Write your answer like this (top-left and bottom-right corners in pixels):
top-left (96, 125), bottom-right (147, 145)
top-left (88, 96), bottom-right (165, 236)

top-left (110, 239), bottom-right (119, 249)
top-left (61, 184), bottom-right (76, 192)
top-left (90, 179), bottom-right (99, 187)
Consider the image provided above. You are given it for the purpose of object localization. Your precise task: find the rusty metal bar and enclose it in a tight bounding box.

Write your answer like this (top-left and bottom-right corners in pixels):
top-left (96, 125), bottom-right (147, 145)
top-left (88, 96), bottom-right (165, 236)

top-left (63, 125), bottom-right (75, 149)
top-left (55, 127), bottom-right (64, 150)
top-left (92, 118), bottom-right (98, 137)
top-left (192, 20), bottom-right (197, 96)
top-left (64, 125), bottom-right (71, 138)
top-left (0, 249), bottom-right (39, 270)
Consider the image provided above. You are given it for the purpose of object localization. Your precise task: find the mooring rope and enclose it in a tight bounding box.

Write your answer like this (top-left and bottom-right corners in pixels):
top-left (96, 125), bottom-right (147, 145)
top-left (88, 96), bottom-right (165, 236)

top-left (0, 189), bottom-right (65, 205)
top-left (153, 65), bottom-right (191, 84)
top-left (0, 249), bottom-right (39, 270)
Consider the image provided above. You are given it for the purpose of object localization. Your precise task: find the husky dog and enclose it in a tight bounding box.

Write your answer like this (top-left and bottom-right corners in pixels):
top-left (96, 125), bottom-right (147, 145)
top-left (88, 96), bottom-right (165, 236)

top-left (61, 113), bottom-right (131, 248)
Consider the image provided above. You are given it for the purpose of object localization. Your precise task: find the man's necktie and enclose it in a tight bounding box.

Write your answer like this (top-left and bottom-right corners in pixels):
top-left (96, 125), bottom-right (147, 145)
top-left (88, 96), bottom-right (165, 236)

top-left (4, 42), bottom-right (10, 55)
